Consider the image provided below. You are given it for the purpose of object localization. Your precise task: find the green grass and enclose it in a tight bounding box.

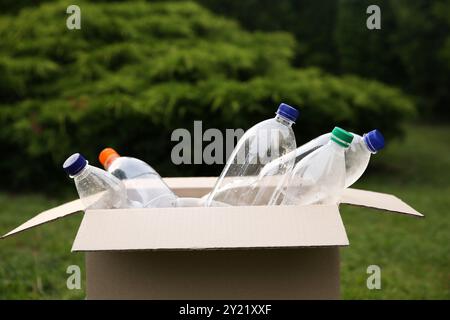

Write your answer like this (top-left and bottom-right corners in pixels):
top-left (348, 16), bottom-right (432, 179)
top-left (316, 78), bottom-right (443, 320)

top-left (340, 124), bottom-right (450, 299)
top-left (0, 124), bottom-right (449, 299)
top-left (0, 194), bottom-right (84, 299)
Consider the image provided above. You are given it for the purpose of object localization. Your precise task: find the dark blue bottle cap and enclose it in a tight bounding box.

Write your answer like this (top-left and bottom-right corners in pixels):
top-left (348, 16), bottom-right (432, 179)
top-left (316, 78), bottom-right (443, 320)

top-left (276, 103), bottom-right (299, 122)
top-left (63, 153), bottom-right (88, 176)
top-left (363, 129), bottom-right (385, 153)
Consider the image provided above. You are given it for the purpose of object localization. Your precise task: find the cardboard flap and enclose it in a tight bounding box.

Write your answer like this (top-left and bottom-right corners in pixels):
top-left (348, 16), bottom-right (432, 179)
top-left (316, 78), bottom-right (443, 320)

top-left (1, 199), bottom-right (84, 239)
top-left (72, 205), bottom-right (349, 251)
top-left (164, 177), bottom-right (217, 198)
top-left (163, 178), bottom-right (423, 218)
top-left (341, 188), bottom-right (423, 217)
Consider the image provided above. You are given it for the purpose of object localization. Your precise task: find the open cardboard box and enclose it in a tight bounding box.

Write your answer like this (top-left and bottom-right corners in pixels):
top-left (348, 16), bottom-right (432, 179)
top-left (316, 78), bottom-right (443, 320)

top-left (1, 177), bottom-right (423, 299)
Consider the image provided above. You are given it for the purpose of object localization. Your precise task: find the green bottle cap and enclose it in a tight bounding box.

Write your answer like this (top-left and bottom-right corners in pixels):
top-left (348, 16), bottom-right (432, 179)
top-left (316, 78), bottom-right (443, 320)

top-left (331, 127), bottom-right (354, 147)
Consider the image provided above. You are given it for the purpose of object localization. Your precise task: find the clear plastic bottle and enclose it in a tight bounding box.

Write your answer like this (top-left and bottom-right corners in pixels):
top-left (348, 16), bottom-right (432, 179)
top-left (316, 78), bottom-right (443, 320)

top-left (344, 130), bottom-right (384, 187)
top-left (98, 148), bottom-right (178, 208)
top-left (251, 133), bottom-right (330, 205)
top-left (205, 103), bottom-right (299, 206)
top-left (63, 153), bottom-right (130, 209)
top-left (280, 127), bottom-right (354, 206)
top-left (259, 129), bottom-right (384, 193)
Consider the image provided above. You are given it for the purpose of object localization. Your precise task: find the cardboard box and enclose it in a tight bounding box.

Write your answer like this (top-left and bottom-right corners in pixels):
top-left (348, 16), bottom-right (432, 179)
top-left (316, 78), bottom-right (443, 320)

top-left (1, 177), bottom-right (423, 299)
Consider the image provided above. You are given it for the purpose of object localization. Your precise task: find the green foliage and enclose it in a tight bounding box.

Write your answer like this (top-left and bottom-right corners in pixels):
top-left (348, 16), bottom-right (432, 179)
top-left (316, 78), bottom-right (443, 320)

top-left (334, 0), bottom-right (405, 82)
top-left (197, 0), bottom-right (450, 119)
top-left (388, 0), bottom-right (450, 118)
top-left (0, 1), bottom-right (414, 191)
top-left (196, 0), bottom-right (339, 69)
top-left (1, 0), bottom-right (448, 118)
top-left (335, 0), bottom-right (450, 118)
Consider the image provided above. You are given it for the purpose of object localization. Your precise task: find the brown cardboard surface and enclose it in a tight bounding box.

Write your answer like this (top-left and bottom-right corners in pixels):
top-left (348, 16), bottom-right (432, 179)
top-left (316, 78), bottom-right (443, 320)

top-left (85, 247), bottom-right (340, 299)
top-left (341, 188), bottom-right (423, 217)
top-left (72, 205), bottom-right (349, 251)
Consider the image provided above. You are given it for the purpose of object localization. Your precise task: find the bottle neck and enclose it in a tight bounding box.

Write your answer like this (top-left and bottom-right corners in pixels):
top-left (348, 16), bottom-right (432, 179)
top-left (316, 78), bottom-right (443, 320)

top-left (70, 164), bottom-right (90, 179)
top-left (329, 139), bottom-right (347, 150)
top-left (330, 135), bottom-right (349, 149)
top-left (103, 154), bottom-right (120, 169)
top-left (275, 114), bottom-right (294, 127)
top-left (362, 134), bottom-right (377, 154)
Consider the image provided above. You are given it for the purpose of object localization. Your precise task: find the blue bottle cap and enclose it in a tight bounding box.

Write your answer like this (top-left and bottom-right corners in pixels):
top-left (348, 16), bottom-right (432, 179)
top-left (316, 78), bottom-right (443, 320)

top-left (363, 129), bottom-right (385, 153)
top-left (276, 103), bottom-right (299, 122)
top-left (63, 153), bottom-right (88, 176)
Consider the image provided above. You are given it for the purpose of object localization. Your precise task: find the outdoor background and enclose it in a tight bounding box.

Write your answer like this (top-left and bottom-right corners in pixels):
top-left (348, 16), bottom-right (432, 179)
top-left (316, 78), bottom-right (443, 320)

top-left (0, 0), bottom-right (448, 299)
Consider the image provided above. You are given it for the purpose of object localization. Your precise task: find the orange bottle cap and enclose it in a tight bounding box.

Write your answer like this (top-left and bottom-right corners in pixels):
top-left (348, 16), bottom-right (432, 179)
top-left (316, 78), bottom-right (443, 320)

top-left (99, 148), bottom-right (120, 168)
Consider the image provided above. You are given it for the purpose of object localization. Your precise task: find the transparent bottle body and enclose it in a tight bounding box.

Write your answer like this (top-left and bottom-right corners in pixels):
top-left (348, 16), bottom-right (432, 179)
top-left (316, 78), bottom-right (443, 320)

top-left (252, 133), bottom-right (330, 205)
top-left (73, 165), bottom-right (128, 209)
top-left (262, 132), bottom-right (373, 192)
top-left (206, 115), bottom-right (296, 206)
top-left (107, 156), bottom-right (178, 208)
top-left (344, 135), bottom-right (372, 187)
top-left (280, 141), bottom-right (347, 205)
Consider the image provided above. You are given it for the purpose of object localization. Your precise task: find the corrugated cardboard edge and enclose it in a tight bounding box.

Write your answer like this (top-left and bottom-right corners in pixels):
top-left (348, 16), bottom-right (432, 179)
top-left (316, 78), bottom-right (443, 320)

top-left (1, 199), bottom-right (84, 239)
top-left (76, 245), bottom-right (348, 253)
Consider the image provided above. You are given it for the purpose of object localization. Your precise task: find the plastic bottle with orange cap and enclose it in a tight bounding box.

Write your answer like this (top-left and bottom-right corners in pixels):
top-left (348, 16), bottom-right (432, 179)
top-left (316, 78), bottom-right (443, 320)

top-left (98, 148), bottom-right (179, 208)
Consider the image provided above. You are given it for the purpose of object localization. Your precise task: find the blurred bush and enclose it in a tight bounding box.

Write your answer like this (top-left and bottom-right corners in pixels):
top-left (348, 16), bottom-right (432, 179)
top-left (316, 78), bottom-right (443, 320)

top-left (0, 1), bottom-right (414, 191)
top-left (335, 0), bottom-right (450, 119)
top-left (198, 0), bottom-right (450, 120)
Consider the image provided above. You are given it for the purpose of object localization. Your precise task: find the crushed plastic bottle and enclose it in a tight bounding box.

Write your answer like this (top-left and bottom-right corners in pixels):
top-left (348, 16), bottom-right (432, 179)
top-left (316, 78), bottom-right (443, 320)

top-left (251, 133), bottom-right (330, 205)
top-left (344, 129), bottom-right (384, 187)
top-left (206, 103), bottom-right (299, 206)
top-left (280, 127), bottom-right (354, 205)
top-left (63, 153), bottom-right (133, 209)
top-left (99, 148), bottom-right (178, 208)
top-left (258, 129), bottom-right (384, 198)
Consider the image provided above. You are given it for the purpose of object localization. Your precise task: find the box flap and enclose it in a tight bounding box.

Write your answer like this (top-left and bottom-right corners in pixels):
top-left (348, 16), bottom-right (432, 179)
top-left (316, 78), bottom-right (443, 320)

top-left (163, 177), bottom-right (423, 217)
top-left (0, 191), bottom-right (110, 239)
top-left (164, 177), bottom-right (217, 198)
top-left (1, 199), bottom-right (84, 239)
top-left (72, 205), bottom-right (349, 251)
top-left (340, 188), bottom-right (423, 217)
